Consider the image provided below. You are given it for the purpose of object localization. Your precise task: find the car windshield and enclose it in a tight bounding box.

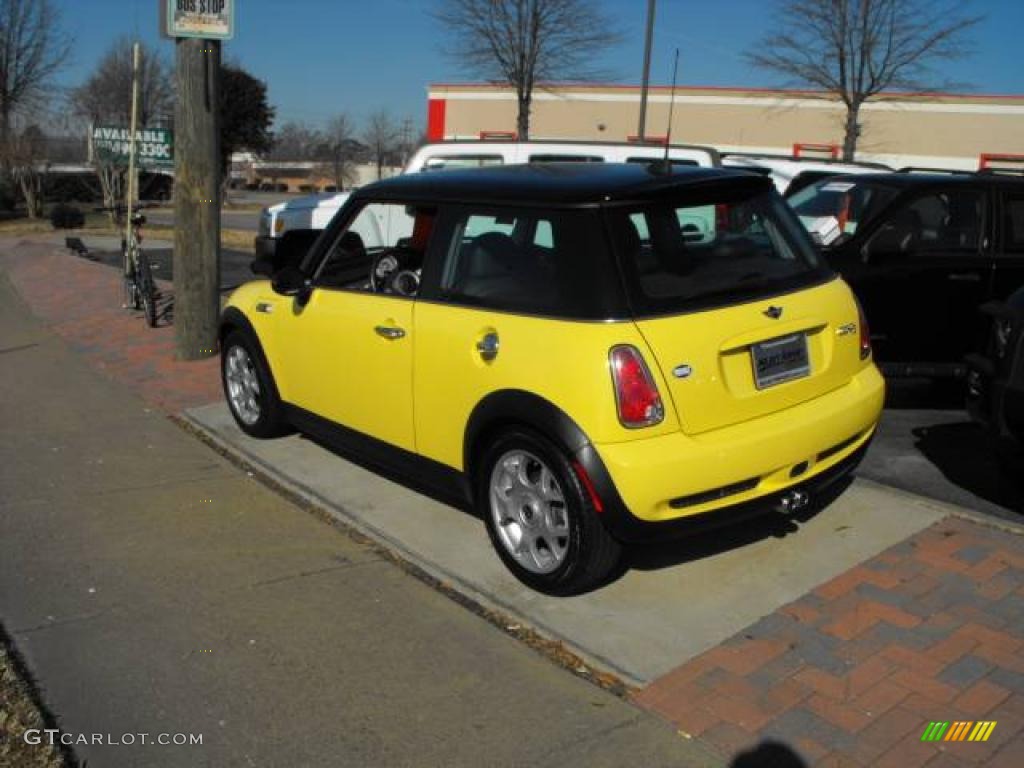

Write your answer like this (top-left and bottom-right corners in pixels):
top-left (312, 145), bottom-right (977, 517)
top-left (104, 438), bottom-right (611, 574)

top-left (606, 185), bottom-right (831, 316)
top-left (788, 178), bottom-right (898, 245)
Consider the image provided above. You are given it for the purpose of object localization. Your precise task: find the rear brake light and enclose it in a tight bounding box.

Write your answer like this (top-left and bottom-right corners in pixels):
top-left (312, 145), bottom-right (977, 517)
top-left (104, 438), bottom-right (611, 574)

top-left (609, 345), bottom-right (664, 428)
top-left (857, 300), bottom-right (871, 360)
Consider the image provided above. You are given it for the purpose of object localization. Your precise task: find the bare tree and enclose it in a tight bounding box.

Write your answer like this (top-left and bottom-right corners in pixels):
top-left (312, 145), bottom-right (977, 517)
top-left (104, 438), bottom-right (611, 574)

top-left (749, 0), bottom-right (981, 160)
top-left (267, 121), bottom-right (322, 161)
top-left (8, 123), bottom-right (46, 217)
top-left (70, 37), bottom-right (173, 126)
top-left (317, 113), bottom-right (359, 189)
top-left (434, 0), bottom-right (619, 140)
top-left (70, 38), bottom-right (172, 217)
top-left (0, 0), bottom-right (71, 149)
top-left (363, 110), bottom-right (398, 180)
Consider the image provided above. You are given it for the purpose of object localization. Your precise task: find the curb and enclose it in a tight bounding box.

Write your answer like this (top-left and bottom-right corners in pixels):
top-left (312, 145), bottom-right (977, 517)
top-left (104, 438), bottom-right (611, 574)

top-left (856, 476), bottom-right (1024, 537)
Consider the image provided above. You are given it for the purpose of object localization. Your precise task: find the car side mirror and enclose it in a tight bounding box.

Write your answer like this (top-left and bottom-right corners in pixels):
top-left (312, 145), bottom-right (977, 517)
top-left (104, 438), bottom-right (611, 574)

top-left (271, 265), bottom-right (312, 300)
top-left (251, 256), bottom-right (274, 277)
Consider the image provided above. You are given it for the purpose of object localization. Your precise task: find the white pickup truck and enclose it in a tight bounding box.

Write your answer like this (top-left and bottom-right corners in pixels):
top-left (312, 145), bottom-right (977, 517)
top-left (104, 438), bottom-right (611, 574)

top-left (253, 140), bottom-right (721, 267)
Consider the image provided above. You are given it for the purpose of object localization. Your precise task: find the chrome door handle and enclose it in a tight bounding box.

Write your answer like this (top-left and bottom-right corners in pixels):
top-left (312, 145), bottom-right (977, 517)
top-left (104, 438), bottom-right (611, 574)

top-left (476, 332), bottom-right (500, 361)
top-left (947, 273), bottom-right (981, 282)
top-left (374, 325), bottom-right (406, 340)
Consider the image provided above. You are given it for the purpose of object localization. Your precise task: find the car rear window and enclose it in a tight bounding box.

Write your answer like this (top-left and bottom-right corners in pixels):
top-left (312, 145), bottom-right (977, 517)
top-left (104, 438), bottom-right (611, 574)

top-left (606, 185), bottom-right (832, 316)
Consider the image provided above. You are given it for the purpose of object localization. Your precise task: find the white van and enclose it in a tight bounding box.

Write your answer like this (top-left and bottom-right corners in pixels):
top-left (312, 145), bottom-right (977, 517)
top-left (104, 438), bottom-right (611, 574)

top-left (254, 140), bottom-right (721, 265)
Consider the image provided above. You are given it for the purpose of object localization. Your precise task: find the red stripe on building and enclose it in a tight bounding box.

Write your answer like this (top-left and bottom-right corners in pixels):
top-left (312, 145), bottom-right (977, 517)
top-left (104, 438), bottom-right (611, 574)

top-left (427, 99), bottom-right (447, 141)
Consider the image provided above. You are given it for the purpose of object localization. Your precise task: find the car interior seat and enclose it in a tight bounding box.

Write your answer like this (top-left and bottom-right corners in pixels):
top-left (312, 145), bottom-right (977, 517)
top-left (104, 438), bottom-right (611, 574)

top-left (889, 207), bottom-right (923, 253)
top-left (940, 195), bottom-right (980, 249)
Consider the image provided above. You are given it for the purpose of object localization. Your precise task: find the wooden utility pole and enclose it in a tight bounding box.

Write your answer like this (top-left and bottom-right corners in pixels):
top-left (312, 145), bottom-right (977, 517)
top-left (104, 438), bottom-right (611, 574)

top-left (173, 37), bottom-right (221, 360)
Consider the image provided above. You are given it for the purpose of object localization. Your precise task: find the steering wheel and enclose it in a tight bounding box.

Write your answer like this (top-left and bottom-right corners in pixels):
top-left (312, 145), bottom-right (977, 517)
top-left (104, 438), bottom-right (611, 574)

top-left (370, 248), bottom-right (422, 296)
top-left (370, 251), bottom-right (400, 293)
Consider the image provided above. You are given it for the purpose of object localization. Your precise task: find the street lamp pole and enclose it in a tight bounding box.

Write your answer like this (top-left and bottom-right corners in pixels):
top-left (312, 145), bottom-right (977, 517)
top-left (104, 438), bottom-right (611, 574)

top-left (637, 0), bottom-right (657, 141)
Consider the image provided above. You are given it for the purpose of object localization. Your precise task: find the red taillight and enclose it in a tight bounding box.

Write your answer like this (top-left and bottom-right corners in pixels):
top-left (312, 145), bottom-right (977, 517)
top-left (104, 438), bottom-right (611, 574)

top-left (609, 345), bottom-right (664, 428)
top-left (857, 301), bottom-right (871, 360)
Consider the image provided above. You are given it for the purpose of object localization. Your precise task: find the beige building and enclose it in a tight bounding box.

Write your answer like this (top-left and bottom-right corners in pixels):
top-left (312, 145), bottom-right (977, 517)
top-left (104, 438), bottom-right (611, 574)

top-left (426, 83), bottom-right (1024, 170)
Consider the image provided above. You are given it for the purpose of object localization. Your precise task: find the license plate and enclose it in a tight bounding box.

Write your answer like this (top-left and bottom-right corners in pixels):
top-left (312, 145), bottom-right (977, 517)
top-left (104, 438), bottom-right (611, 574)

top-left (751, 333), bottom-right (810, 389)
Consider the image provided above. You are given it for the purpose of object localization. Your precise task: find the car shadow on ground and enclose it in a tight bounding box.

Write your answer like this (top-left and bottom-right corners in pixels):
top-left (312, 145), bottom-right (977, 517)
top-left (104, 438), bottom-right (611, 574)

top-left (622, 477), bottom-right (852, 574)
top-left (296, 431), bottom-right (856, 583)
top-left (912, 421), bottom-right (1024, 513)
top-left (881, 377), bottom-right (1023, 514)
top-left (296, 433), bottom-right (477, 514)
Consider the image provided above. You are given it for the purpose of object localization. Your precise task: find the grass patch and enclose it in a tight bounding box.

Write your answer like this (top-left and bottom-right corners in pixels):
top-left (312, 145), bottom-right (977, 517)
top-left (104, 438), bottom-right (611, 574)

top-left (0, 211), bottom-right (253, 254)
top-left (0, 211), bottom-right (114, 237)
top-left (145, 225), bottom-right (254, 253)
top-left (0, 629), bottom-right (69, 767)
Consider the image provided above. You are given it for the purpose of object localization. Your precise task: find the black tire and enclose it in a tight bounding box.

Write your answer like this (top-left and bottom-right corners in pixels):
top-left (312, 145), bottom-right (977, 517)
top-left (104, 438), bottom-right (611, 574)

top-left (477, 427), bottom-right (621, 595)
top-left (221, 329), bottom-right (291, 438)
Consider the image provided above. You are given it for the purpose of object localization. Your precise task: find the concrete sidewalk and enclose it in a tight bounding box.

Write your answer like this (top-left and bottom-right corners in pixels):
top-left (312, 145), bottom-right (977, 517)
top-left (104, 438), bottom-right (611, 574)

top-left (186, 403), bottom-right (946, 686)
top-left (0, 261), bottom-right (717, 766)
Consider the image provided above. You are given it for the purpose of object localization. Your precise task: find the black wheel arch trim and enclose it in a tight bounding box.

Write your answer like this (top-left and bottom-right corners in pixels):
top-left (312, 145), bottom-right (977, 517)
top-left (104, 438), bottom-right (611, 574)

top-left (218, 307), bottom-right (284, 404)
top-left (219, 306), bottom-right (257, 344)
top-left (462, 389), bottom-right (636, 539)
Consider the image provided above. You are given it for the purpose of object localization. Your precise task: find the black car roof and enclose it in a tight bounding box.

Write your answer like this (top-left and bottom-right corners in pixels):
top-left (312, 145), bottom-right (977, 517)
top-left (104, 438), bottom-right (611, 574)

top-left (821, 171), bottom-right (1024, 189)
top-left (351, 163), bottom-right (771, 206)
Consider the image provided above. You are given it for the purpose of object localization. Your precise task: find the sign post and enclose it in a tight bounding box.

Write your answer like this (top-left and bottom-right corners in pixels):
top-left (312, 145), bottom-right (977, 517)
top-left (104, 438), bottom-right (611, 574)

top-left (167, 0), bottom-right (232, 361)
top-left (124, 42), bottom-right (142, 306)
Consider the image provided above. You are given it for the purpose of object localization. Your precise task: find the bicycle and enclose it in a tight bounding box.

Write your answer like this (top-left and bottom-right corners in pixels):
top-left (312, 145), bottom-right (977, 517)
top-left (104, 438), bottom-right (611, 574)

top-left (100, 204), bottom-right (159, 327)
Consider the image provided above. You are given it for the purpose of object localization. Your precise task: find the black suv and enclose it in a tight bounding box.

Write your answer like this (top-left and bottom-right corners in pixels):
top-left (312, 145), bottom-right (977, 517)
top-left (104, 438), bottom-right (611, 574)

top-left (788, 172), bottom-right (1024, 377)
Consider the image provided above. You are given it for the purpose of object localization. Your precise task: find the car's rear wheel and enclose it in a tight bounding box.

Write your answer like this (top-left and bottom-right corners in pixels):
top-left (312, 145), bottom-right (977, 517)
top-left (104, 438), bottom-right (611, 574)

top-left (478, 428), bottom-right (621, 595)
top-left (221, 329), bottom-right (290, 438)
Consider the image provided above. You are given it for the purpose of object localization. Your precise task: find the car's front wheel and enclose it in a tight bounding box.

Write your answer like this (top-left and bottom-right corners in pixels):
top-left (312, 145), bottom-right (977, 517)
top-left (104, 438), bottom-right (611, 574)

top-left (221, 329), bottom-right (290, 438)
top-left (478, 428), bottom-right (621, 595)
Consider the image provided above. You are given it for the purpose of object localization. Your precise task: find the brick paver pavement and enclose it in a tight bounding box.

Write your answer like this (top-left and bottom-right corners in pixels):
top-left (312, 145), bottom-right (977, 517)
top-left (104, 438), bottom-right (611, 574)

top-left (635, 517), bottom-right (1024, 766)
top-left (1, 239), bottom-right (220, 413)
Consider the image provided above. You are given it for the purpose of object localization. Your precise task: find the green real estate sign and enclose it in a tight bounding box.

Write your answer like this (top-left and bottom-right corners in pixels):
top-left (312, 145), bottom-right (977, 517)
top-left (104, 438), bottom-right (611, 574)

top-left (92, 126), bottom-right (174, 168)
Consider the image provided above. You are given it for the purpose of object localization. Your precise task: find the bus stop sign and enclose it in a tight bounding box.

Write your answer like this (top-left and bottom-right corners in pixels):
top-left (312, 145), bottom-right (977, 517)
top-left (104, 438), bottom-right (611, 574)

top-left (165, 0), bottom-right (234, 40)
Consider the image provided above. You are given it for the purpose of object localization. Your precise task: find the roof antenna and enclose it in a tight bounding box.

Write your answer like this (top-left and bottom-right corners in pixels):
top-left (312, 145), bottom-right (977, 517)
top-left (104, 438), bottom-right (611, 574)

top-left (654, 48), bottom-right (679, 175)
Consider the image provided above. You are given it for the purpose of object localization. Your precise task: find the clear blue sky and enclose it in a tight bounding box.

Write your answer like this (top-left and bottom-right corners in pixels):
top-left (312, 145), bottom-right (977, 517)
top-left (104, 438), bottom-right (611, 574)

top-left (53, 0), bottom-right (1024, 132)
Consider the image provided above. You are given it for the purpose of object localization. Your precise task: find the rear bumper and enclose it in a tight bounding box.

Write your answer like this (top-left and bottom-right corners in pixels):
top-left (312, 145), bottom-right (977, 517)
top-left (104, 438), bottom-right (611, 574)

top-left (578, 364), bottom-right (884, 542)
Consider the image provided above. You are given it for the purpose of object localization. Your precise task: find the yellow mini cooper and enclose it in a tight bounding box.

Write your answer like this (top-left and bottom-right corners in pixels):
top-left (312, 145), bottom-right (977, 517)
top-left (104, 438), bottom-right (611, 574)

top-left (220, 164), bottom-right (884, 594)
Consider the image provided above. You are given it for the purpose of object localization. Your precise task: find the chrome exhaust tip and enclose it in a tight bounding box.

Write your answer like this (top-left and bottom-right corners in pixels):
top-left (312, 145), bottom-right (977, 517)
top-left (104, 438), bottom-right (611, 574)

top-left (776, 488), bottom-right (810, 515)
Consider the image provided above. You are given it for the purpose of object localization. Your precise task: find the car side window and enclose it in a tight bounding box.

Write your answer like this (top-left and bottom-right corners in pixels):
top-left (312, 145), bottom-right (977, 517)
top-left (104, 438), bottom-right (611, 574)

top-left (1004, 195), bottom-right (1024, 253)
top-left (877, 189), bottom-right (985, 257)
top-left (435, 207), bottom-right (618, 318)
top-left (314, 201), bottom-right (434, 297)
